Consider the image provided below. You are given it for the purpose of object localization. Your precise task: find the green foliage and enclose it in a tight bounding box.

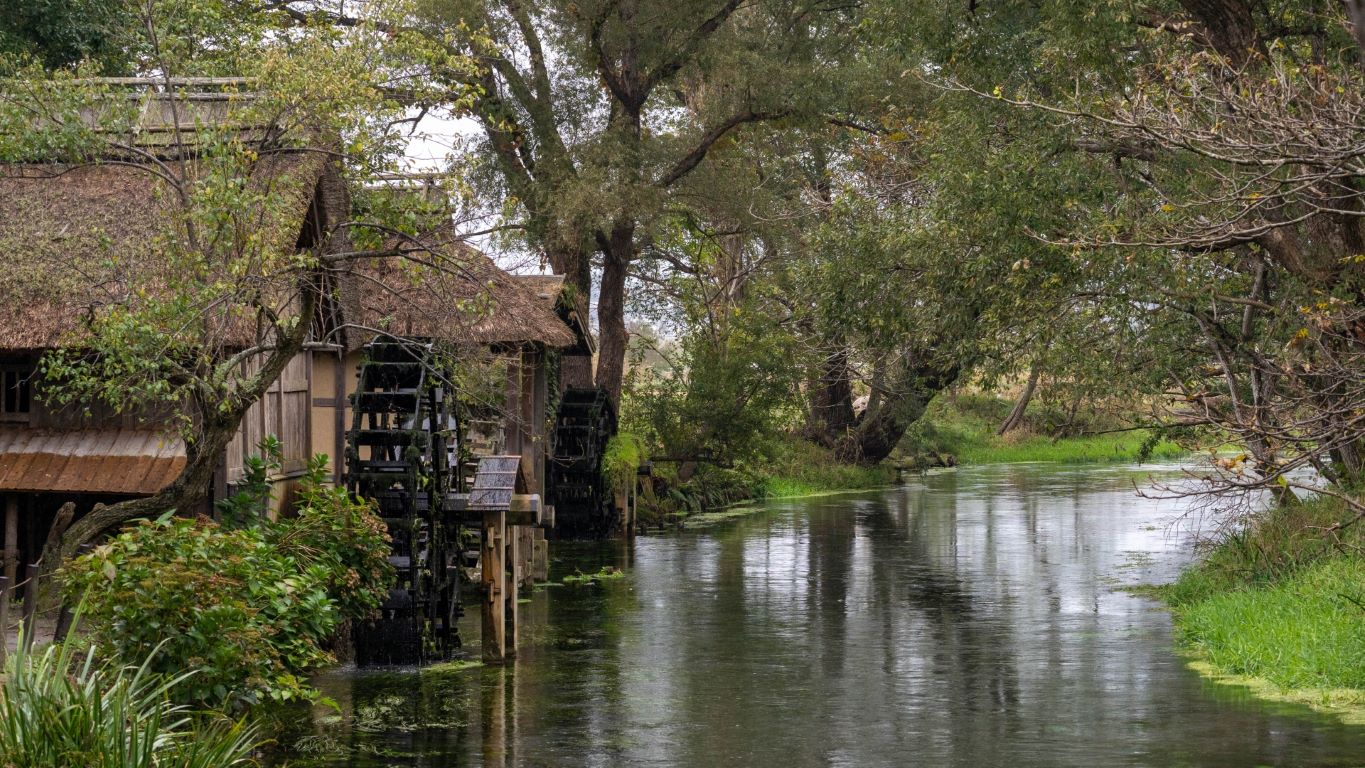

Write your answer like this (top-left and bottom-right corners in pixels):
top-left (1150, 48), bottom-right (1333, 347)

top-left (1166, 498), bottom-right (1365, 605)
top-left (216, 435), bottom-right (281, 528)
top-left (756, 439), bottom-right (895, 498)
top-left (0, 626), bottom-right (258, 767)
top-left (62, 516), bottom-right (338, 708)
top-left (0, 0), bottom-right (136, 73)
top-left (1164, 496), bottom-right (1365, 696)
top-left (266, 454), bottom-right (394, 620)
top-left (636, 437), bottom-right (894, 528)
top-left (61, 454), bottom-right (392, 709)
top-left (899, 393), bottom-right (1186, 465)
top-left (622, 284), bottom-right (801, 470)
top-left (602, 432), bottom-right (647, 493)
top-left (561, 566), bottom-right (626, 586)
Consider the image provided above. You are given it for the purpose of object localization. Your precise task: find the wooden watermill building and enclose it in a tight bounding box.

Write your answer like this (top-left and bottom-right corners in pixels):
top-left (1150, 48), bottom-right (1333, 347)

top-left (0, 154), bottom-right (590, 580)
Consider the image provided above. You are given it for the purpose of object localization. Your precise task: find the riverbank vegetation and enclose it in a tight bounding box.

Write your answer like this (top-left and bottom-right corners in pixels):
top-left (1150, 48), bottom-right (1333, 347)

top-left (0, 630), bottom-right (259, 767)
top-left (901, 393), bottom-right (1188, 467)
top-left (635, 436), bottom-right (895, 529)
top-left (62, 452), bottom-right (391, 709)
top-left (1163, 497), bottom-right (1365, 718)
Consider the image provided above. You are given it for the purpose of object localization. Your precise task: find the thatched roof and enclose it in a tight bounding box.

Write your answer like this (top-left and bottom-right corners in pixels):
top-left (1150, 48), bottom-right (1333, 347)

top-left (344, 235), bottom-right (577, 348)
top-left (512, 273), bottom-right (595, 354)
top-left (0, 151), bottom-right (335, 351)
top-left (0, 147), bottom-right (577, 354)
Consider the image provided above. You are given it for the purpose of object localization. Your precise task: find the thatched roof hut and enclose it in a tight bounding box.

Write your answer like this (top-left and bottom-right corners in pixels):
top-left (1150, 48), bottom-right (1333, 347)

top-left (343, 233), bottom-right (578, 349)
top-left (0, 151), bottom-right (341, 352)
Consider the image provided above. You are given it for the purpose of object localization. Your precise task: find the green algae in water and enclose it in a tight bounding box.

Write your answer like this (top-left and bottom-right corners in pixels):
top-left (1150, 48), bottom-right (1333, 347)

top-left (422, 659), bottom-right (484, 676)
top-left (562, 565), bottom-right (626, 585)
top-left (680, 505), bottom-right (762, 529)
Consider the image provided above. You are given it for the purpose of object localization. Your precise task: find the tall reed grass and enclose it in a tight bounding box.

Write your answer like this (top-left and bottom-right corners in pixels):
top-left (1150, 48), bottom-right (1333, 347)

top-left (0, 626), bottom-right (259, 767)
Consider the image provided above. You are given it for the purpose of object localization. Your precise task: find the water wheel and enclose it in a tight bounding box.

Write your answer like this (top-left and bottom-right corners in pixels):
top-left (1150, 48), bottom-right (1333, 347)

top-left (345, 339), bottom-right (465, 665)
top-left (548, 387), bottom-right (617, 539)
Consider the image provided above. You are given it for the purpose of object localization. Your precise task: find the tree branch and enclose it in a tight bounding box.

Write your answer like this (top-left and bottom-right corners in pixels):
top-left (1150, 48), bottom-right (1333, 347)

top-left (657, 109), bottom-right (789, 187)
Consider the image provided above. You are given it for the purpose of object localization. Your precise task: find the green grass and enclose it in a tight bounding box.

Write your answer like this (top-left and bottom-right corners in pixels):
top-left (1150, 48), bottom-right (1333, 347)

top-left (1176, 557), bottom-right (1365, 691)
top-left (0, 627), bottom-right (258, 767)
top-left (900, 393), bottom-right (1186, 465)
top-left (1161, 496), bottom-right (1365, 720)
top-left (759, 440), bottom-right (895, 498)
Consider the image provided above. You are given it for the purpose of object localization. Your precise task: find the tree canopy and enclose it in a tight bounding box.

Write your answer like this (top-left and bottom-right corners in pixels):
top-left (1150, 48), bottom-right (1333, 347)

top-left (4, 0), bottom-right (1365, 533)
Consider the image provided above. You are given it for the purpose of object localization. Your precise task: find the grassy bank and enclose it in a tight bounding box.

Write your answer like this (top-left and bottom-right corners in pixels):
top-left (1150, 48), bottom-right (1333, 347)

top-left (1162, 497), bottom-right (1365, 722)
top-left (637, 438), bottom-right (895, 529)
top-left (757, 439), bottom-right (896, 497)
top-left (899, 393), bottom-right (1186, 465)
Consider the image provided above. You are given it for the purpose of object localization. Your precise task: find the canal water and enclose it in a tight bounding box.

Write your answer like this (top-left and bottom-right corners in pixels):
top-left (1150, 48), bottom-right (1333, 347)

top-left (274, 462), bottom-right (1365, 767)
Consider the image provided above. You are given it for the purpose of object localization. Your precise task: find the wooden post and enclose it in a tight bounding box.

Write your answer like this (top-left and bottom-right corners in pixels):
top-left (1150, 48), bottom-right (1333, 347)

top-left (3, 496), bottom-right (17, 597)
top-left (531, 528), bottom-right (549, 582)
top-left (481, 509), bottom-right (506, 662)
top-left (506, 524), bottom-right (519, 656)
top-left (21, 563), bottom-right (38, 651)
top-left (0, 576), bottom-right (10, 665)
top-left (517, 526), bottom-right (533, 588)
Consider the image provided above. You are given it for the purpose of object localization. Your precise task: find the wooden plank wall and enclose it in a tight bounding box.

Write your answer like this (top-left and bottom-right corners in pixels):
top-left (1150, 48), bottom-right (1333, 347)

top-left (224, 352), bottom-right (314, 510)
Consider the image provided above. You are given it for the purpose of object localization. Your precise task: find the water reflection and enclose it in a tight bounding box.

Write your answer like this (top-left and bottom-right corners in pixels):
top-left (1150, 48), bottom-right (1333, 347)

top-left (277, 463), bottom-right (1365, 767)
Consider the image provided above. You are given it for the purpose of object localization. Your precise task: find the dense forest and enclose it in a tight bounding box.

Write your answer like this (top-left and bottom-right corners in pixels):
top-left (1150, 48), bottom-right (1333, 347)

top-left (1, 0), bottom-right (1363, 762)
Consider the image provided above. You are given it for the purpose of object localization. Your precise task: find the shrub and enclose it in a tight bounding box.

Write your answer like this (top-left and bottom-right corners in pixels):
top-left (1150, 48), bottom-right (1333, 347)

top-left (62, 515), bottom-right (338, 708)
top-left (0, 629), bottom-right (258, 767)
top-left (265, 454), bottom-right (393, 619)
top-left (62, 453), bottom-right (393, 709)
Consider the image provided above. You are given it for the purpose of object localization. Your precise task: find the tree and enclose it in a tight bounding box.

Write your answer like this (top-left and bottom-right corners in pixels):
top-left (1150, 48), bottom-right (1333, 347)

top-left (410, 0), bottom-right (866, 404)
top-left (0, 0), bottom-right (136, 73)
top-left (879, 0), bottom-right (1365, 508)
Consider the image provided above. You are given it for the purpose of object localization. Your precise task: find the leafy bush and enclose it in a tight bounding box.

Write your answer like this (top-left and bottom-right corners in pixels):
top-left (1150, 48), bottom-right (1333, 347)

top-left (62, 453), bottom-right (392, 709)
top-left (0, 629), bottom-right (258, 767)
top-left (63, 515), bottom-right (337, 708)
top-left (265, 454), bottom-right (393, 619)
top-left (602, 433), bottom-right (648, 493)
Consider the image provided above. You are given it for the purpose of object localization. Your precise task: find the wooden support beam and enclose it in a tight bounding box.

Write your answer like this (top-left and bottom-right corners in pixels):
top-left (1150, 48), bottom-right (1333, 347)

top-left (4, 496), bottom-right (17, 597)
top-left (21, 563), bottom-right (37, 651)
top-left (506, 524), bottom-right (520, 656)
top-left (482, 508), bottom-right (507, 662)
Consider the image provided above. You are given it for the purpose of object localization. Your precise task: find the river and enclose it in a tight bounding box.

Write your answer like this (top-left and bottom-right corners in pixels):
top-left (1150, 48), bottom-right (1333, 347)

top-left (272, 462), bottom-right (1365, 767)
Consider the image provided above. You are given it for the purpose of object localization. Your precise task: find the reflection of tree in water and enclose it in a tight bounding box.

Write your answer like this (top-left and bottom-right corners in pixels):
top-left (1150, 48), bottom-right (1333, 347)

top-left (848, 488), bottom-right (1023, 762)
top-left (272, 474), bottom-right (1365, 767)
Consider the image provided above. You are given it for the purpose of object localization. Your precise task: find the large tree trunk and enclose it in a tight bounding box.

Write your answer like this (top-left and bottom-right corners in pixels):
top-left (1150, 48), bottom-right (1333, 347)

top-left (544, 227), bottom-right (593, 307)
top-left (595, 220), bottom-right (635, 406)
top-left (805, 347), bottom-right (857, 447)
top-left (834, 353), bottom-right (961, 465)
top-left (1177, 0), bottom-right (1262, 65)
top-left (998, 362), bottom-right (1041, 435)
